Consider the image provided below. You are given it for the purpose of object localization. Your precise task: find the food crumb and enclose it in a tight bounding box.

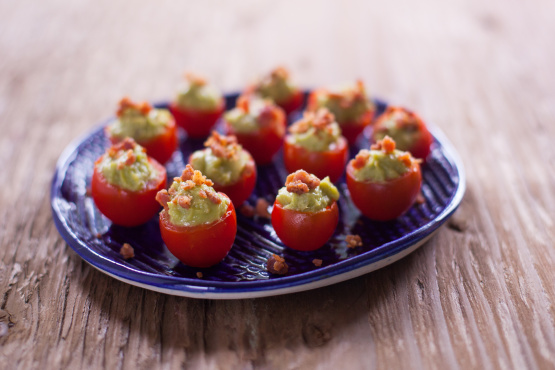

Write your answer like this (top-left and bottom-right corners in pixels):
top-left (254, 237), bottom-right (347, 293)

top-left (345, 234), bottom-right (363, 248)
top-left (196, 272), bottom-right (203, 278)
top-left (267, 254), bottom-right (288, 275)
top-left (255, 198), bottom-right (271, 219)
top-left (95, 233), bottom-right (102, 239)
top-left (239, 204), bottom-right (255, 218)
top-left (415, 192), bottom-right (425, 204)
top-left (120, 243), bottom-right (135, 259)
top-left (312, 259), bottom-right (323, 267)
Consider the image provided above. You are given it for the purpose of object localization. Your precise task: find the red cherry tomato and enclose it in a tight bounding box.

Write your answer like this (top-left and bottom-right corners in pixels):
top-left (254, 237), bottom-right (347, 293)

top-left (277, 89), bottom-right (304, 114)
top-left (346, 160), bottom-right (422, 221)
top-left (223, 107), bottom-right (286, 165)
top-left (371, 108), bottom-right (433, 160)
top-left (283, 136), bottom-right (348, 183)
top-left (169, 99), bottom-right (225, 138)
top-left (307, 90), bottom-right (374, 144)
top-left (159, 195), bottom-right (237, 268)
top-left (108, 117), bottom-right (178, 165)
top-left (91, 157), bottom-right (167, 227)
top-left (271, 200), bottom-right (339, 251)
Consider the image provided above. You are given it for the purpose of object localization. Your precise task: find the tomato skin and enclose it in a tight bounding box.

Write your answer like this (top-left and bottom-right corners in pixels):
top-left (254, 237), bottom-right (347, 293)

top-left (307, 90), bottom-right (374, 145)
top-left (277, 89), bottom-right (304, 115)
top-left (213, 158), bottom-right (257, 206)
top-left (271, 200), bottom-right (339, 251)
top-left (223, 110), bottom-right (286, 165)
top-left (91, 158), bottom-right (167, 227)
top-left (371, 118), bottom-right (433, 160)
top-left (346, 160), bottom-right (422, 221)
top-left (108, 117), bottom-right (178, 165)
top-left (283, 136), bottom-right (348, 183)
top-left (159, 196), bottom-right (237, 268)
top-left (169, 99), bottom-right (225, 138)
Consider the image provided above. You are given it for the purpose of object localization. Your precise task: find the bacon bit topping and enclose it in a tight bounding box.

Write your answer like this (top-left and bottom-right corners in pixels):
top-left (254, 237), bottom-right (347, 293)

top-left (255, 198), bottom-right (271, 218)
top-left (285, 170), bottom-right (320, 194)
top-left (120, 243), bottom-right (135, 259)
top-left (237, 95), bottom-right (250, 113)
top-left (398, 153), bottom-right (413, 167)
top-left (109, 138), bottom-right (137, 159)
top-left (204, 131), bottom-right (239, 160)
top-left (198, 189), bottom-right (207, 199)
top-left (124, 149), bottom-right (136, 166)
top-left (205, 189), bottom-right (222, 204)
top-left (352, 150), bottom-right (370, 170)
top-left (178, 164), bottom-right (214, 187)
top-left (156, 190), bottom-right (171, 210)
top-left (383, 106), bottom-right (420, 130)
top-left (184, 72), bottom-right (207, 86)
top-left (180, 180), bottom-right (196, 191)
top-left (177, 195), bottom-right (192, 209)
top-left (289, 108), bottom-right (336, 135)
top-left (117, 97), bottom-right (152, 117)
top-left (345, 234), bottom-right (363, 248)
top-left (325, 80), bottom-right (367, 109)
top-left (239, 204), bottom-right (255, 218)
top-left (312, 259), bottom-right (323, 267)
top-left (270, 66), bottom-right (289, 81)
top-left (267, 254), bottom-right (288, 275)
top-left (371, 136), bottom-right (396, 154)
top-left (180, 165), bottom-right (195, 181)
top-left (196, 271), bottom-right (204, 278)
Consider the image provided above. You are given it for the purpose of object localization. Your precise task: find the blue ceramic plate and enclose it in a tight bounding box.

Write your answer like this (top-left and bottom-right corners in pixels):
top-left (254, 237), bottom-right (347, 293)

top-left (51, 93), bottom-right (465, 299)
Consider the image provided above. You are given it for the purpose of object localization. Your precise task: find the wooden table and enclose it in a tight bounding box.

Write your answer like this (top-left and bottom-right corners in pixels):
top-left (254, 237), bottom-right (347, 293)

top-left (1, 0), bottom-right (554, 368)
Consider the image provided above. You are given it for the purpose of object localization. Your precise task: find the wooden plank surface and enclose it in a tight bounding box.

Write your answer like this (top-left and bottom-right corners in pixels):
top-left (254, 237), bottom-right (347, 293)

top-left (1, 0), bottom-right (554, 368)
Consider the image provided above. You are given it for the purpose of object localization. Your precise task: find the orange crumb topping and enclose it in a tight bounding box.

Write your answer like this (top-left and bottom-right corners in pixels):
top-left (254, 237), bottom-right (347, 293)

top-left (184, 72), bottom-right (207, 86)
top-left (116, 97), bottom-right (152, 117)
top-left (285, 170), bottom-right (320, 195)
top-left (237, 95), bottom-right (250, 113)
top-left (204, 131), bottom-right (240, 160)
top-left (326, 80), bottom-right (366, 109)
top-left (371, 135), bottom-right (396, 154)
top-left (289, 108), bottom-right (336, 135)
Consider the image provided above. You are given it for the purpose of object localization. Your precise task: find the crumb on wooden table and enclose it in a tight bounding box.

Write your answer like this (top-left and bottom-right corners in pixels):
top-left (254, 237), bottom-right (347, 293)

top-left (255, 198), bottom-right (271, 218)
top-left (239, 204), bottom-right (255, 218)
top-left (345, 234), bottom-right (363, 248)
top-left (120, 243), bottom-right (135, 259)
top-left (312, 259), bottom-right (323, 267)
top-left (267, 254), bottom-right (288, 275)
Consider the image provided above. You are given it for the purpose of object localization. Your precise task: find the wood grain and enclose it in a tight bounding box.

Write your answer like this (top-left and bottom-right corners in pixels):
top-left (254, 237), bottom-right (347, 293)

top-left (1, 0), bottom-right (554, 368)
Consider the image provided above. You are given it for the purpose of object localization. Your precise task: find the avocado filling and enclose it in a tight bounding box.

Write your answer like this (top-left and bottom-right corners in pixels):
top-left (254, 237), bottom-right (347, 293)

top-left (253, 66), bottom-right (296, 104)
top-left (350, 136), bottom-right (415, 182)
top-left (276, 170), bottom-right (340, 212)
top-left (156, 165), bottom-right (230, 227)
top-left (175, 73), bottom-right (222, 111)
top-left (97, 138), bottom-right (159, 192)
top-left (190, 132), bottom-right (250, 185)
top-left (373, 106), bottom-right (423, 151)
top-left (287, 108), bottom-right (342, 152)
top-left (224, 97), bottom-right (280, 134)
top-left (313, 81), bottom-right (374, 124)
top-left (107, 97), bottom-right (172, 142)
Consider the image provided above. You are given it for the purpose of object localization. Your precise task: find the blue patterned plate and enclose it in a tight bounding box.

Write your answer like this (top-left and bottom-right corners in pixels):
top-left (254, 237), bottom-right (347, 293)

top-left (51, 93), bottom-right (465, 299)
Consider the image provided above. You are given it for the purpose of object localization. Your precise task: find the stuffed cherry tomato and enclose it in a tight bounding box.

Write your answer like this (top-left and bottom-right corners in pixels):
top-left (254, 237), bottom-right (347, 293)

top-left (106, 97), bottom-right (178, 164)
top-left (91, 138), bottom-right (167, 227)
top-left (189, 131), bottom-right (257, 206)
top-left (169, 72), bottom-right (225, 138)
top-left (346, 136), bottom-right (422, 221)
top-left (156, 165), bottom-right (237, 267)
top-left (283, 108), bottom-right (348, 183)
top-left (271, 170), bottom-right (340, 251)
top-left (244, 66), bottom-right (304, 114)
top-left (223, 95), bottom-right (286, 165)
top-left (372, 106), bottom-right (433, 160)
top-left (307, 80), bottom-right (375, 144)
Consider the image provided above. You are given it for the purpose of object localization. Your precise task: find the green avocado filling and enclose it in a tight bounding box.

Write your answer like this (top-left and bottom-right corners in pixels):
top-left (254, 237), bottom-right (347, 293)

top-left (176, 81), bottom-right (221, 111)
top-left (224, 99), bottom-right (269, 134)
top-left (374, 116), bottom-right (421, 151)
top-left (352, 149), bottom-right (409, 182)
top-left (276, 177), bottom-right (340, 212)
top-left (108, 108), bottom-right (172, 142)
top-left (98, 144), bottom-right (158, 192)
top-left (190, 148), bottom-right (249, 186)
top-left (289, 121), bottom-right (342, 152)
top-left (255, 78), bottom-right (295, 105)
top-left (315, 84), bottom-right (373, 124)
top-left (166, 182), bottom-right (230, 227)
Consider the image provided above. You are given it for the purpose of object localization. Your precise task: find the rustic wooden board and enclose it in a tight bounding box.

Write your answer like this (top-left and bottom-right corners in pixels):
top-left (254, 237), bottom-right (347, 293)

top-left (0, 0), bottom-right (554, 368)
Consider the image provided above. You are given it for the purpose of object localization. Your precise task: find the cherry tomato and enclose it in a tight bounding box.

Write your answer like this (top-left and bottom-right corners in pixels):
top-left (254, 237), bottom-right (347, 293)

top-left (271, 200), bottom-right (339, 251)
top-left (277, 89), bottom-right (304, 115)
top-left (91, 157), bottom-right (167, 227)
top-left (283, 136), bottom-right (348, 183)
top-left (223, 105), bottom-right (286, 165)
top-left (169, 99), bottom-right (225, 138)
top-left (108, 117), bottom-right (178, 165)
top-left (213, 158), bottom-right (257, 206)
top-left (346, 160), bottom-right (422, 221)
top-left (307, 90), bottom-right (374, 145)
top-left (371, 107), bottom-right (433, 160)
top-left (159, 195), bottom-right (237, 268)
